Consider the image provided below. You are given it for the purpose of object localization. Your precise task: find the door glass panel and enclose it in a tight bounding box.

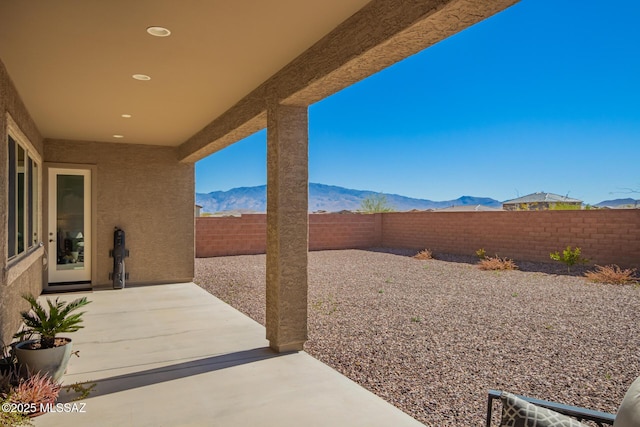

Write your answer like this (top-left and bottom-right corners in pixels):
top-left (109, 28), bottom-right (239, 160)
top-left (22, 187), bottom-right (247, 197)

top-left (56, 175), bottom-right (85, 270)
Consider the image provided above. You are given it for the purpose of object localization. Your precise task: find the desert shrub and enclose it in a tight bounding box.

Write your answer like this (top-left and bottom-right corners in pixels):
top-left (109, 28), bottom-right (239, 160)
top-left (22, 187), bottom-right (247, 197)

top-left (414, 249), bottom-right (434, 260)
top-left (584, 265), bottom-right (639, 285)
top-left (477, 256), bottom-right (518, 271)
top-left (550, 246), bottom-right (588, 272)
top-left (475, 248), bottom-right (487, 260)
top-left (359, 194), bottom-right (395, 213)
top-left (8, 372), bottom-right (61, 415)
top-left (62, 381), bottom-right (97, 402)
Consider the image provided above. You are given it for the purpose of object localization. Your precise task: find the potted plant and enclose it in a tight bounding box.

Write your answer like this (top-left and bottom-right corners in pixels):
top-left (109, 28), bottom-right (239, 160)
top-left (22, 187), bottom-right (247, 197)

top-left (13, 294), bottom-right (91, 381)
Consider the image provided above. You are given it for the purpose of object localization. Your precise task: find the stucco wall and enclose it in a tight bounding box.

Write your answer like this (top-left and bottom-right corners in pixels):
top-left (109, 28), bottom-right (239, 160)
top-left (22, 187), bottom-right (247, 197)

top-left (44, 140), bottom-right (195, 286)
top-left (1, 56), bottom-right (194, 344)
top-left (0, 59), bottom-right (45, 344)
top-left (0, 260), bottom-right (43, 347)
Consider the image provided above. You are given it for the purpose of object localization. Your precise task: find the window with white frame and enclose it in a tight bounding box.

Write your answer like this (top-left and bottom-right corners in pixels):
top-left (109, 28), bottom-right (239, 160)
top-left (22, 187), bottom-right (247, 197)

top-left (7, 120), bottom-right (40, 260)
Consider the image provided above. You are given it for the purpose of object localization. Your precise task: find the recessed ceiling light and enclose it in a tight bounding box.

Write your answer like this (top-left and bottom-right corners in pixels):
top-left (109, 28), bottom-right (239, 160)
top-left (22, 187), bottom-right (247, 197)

top-left (147, 26), bottom-right (171, 37)
top-left (121, 114), bottom-right (132, 118)
top-left (132, 74), bottom-right (151, 81)
top-left (113, 134), bottom-right (124, 139)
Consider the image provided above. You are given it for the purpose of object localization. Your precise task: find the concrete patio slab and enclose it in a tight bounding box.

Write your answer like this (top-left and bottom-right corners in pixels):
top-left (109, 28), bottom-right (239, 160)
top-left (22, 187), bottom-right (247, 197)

top-left (33, 283), bottom-right (423, 427)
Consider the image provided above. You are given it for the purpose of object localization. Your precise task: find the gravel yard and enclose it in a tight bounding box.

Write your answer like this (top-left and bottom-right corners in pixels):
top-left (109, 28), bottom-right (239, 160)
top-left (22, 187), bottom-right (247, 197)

top-left (194, 249), bottom-right (640, 426)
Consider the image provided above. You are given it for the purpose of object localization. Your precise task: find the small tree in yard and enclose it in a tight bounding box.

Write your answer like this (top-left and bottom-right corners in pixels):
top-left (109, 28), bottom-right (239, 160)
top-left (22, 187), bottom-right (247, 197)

top-left (359, 194), bottom-right (395, 213)
top-left (550, 246), bottom-right (589, 273)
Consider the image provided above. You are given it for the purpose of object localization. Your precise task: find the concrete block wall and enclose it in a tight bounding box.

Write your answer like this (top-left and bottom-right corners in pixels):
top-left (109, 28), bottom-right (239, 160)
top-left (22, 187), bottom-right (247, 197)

top-left (196, 215), bottom-right (267, 257)
top-left (196, 210), bottom-right (640, 269)
top-left (381, 210), bottom-right (640, 268)
top-left (309, 213), bottom-right (382, 250)
top-left (196, 213), bottom-right (382, 257)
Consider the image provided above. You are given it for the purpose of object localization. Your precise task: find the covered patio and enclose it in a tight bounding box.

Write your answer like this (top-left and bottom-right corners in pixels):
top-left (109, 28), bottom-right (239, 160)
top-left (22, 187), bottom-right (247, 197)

top-left (34, 283), bottom-right (423, 426)
top-left (1, 2), bottom-right (520, 425)
top-left (1, 0), bottom-right (519, 352)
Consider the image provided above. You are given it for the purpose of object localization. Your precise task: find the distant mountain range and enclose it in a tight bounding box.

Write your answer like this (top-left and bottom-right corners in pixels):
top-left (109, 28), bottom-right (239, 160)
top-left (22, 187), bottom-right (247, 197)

top-left (196, 184), bottom-right (639, 214)
top-left (595, 198), bottom-right (639, 208)
top-left (196, 184), bottom-right (640, 214)
top-left (196, 183), bottom-right (503, 213)
top-left (195, 184), bottom-right (640, 213)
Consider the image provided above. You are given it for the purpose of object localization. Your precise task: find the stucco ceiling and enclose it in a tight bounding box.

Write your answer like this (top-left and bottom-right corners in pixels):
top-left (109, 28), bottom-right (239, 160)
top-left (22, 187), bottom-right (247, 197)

top-left (0, 0), bottom-right (371, 146)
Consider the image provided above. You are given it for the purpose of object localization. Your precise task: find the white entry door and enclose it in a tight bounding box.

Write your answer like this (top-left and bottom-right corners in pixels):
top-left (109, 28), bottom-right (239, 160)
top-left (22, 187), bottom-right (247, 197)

top-left (47, 168), bottom-right (92, 286)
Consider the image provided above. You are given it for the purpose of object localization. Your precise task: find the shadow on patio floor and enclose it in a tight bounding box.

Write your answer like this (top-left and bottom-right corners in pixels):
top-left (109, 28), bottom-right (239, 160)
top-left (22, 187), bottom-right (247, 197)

top-left (59, 347), bottom-right (283, 402)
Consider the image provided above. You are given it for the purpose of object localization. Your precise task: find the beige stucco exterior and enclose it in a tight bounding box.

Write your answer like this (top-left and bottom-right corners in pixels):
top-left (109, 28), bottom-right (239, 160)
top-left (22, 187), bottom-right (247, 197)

top-left (1, 60), bottom-right (194, 345)
top-left (1, 0), bottom-right (519, 350)
top-left (43, 140), bottom-right (195, 287)
top-left (1, 60), bottom-right (45, 344)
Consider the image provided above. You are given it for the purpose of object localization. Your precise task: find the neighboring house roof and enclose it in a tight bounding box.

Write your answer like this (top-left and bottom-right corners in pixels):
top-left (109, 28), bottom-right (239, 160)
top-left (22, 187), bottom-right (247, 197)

top-left (436, 205), bottom-right (501, 212)
top-left (503, 192), bottom-right (582, 204)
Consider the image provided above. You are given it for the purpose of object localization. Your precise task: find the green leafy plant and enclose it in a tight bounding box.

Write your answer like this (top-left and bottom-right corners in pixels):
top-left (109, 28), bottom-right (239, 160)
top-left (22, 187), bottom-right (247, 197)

top-left (14, 295), bottom-right (91, 349)
top-left (550, 246), bottom-right (588, 273)
top-left (584, 265), bottom-right (638, 285)
top-left (475, 248), bottom-right (487, 260)
top-left (359, 194), bottom-right (395, 213)
top-left (0, 395), bottom-right (32, 426)
top-left (62, 381), bottom-right (97, 401)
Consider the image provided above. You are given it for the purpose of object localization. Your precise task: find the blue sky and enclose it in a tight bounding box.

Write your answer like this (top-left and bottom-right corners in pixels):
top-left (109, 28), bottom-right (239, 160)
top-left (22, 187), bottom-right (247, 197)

top-left (195, 0), bottom-right (640, 205)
